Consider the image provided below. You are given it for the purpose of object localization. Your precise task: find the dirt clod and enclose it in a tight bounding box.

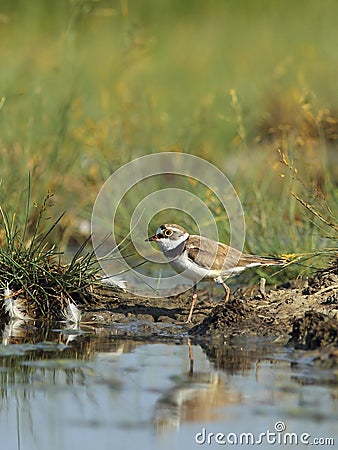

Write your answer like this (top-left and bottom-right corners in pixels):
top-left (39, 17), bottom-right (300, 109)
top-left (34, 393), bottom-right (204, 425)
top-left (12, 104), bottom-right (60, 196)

top-left (288, 311), bottom-right (338, 350)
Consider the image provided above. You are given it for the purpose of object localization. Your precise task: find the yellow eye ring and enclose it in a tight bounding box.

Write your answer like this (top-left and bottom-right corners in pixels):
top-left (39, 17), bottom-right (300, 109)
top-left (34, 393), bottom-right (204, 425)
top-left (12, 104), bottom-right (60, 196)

top-left (164, 229), bottom-right (173, 237)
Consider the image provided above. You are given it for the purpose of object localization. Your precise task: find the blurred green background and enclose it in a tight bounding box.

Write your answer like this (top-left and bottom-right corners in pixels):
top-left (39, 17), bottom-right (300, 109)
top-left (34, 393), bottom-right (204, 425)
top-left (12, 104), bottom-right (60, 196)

top-left (0, 0), bottom-right (337, 276)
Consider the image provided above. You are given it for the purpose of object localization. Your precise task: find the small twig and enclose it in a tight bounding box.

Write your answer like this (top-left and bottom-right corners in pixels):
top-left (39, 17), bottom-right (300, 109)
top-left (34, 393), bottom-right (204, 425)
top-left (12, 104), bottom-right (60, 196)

top-left (259, 277), bottom-right (267, 299)
top-left (3, 288), bottom-right (25, 299)
top-left (313, 284), bottom-right (338, 296)
top-left (291, 192), bottom-right (338, 231)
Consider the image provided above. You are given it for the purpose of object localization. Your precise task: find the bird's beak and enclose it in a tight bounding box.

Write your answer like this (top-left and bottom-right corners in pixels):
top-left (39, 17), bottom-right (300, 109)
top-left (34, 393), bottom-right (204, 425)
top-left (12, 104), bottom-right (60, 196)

top-left (145, 234), bottom-right (158, 242)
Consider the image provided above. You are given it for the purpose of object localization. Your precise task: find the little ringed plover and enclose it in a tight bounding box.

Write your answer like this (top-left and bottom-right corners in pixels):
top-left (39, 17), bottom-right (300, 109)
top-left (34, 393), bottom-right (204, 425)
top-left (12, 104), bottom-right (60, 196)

top-left (146, 224), bottom-right (285, 323)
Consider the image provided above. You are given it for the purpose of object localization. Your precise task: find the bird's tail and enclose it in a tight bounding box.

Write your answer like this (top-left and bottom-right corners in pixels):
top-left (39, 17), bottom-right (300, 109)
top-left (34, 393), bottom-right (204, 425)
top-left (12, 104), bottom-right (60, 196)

top-left (244, 254), bottom-right (286, 267)
top-left (256, 256), bottom-right (286, 266)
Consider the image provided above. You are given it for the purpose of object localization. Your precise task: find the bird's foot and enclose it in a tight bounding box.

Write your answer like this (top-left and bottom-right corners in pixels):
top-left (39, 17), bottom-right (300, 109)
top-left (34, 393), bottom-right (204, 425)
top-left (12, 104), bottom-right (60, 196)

top-left (174, 319), bottom-right (192, 325)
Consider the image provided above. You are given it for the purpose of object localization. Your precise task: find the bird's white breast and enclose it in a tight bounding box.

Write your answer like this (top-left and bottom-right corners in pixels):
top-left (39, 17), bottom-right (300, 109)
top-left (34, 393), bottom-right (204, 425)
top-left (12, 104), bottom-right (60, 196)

top-left (169, 250), bottom-right (219, 282)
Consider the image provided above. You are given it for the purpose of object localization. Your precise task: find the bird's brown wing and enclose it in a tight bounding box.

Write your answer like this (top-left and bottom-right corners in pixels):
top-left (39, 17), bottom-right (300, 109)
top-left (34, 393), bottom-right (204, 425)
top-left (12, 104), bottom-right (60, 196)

top-left (186, 235), bottom-right (242, 271)
top-left (187, 235), bottom-right (284, 272)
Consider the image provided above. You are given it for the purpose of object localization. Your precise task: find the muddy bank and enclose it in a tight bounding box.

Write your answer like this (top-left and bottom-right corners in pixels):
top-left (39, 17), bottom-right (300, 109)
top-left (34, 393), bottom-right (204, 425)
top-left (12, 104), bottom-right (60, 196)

top-left (1, 267), bottom-right (337, 360)
top-left (83, 269), bottom-right (338, 352)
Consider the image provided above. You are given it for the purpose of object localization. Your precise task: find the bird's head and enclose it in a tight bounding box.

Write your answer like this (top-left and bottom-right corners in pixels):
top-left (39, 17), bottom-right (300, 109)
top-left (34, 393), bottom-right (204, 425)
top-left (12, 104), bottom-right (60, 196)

top-left (146, 223), bottom-right (189, 251)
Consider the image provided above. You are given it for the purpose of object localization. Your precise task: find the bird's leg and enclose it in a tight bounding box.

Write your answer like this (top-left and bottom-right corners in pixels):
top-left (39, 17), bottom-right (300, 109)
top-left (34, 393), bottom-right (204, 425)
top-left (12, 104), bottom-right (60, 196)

top-left (187, 338), bottom-right (194, 375)
top-left (185, 284), bottom-right (198, 323)
top-left (222, 281), bottom-right (231, 303)
top-left (215, 276), bottom-right (231, 302)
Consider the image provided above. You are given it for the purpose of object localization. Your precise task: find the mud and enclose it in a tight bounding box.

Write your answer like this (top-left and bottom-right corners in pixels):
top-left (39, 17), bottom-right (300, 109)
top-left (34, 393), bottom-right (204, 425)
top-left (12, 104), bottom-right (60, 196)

top-left (2, 266), bottom-right (337, 369)
top-left (83, 269), bottom-right (338, 354)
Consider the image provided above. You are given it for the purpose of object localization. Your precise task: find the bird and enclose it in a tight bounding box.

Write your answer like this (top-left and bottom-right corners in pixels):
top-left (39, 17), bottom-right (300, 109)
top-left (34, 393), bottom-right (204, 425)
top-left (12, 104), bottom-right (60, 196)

top-left (146, 223), bottom-right (285, 323)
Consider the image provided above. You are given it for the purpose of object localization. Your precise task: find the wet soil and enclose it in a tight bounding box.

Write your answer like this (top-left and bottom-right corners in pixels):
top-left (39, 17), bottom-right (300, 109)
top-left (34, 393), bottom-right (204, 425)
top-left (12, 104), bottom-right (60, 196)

top-left (1, 267), bottom-right (337, 368)
top-left (83, 269), bottom-right (338, 355)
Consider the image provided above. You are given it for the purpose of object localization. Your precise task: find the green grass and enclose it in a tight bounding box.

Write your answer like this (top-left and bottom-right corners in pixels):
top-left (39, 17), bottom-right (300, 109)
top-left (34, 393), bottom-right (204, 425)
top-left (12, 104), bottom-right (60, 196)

top-left (0, 188), bottom-right (99, 319)
top-left (0, 0), bottom-right (337, 288)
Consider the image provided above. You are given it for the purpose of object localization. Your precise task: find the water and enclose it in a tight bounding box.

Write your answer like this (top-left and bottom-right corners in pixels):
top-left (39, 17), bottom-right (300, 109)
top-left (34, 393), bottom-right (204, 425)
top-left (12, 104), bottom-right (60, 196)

top-left (0, 321), bottom-right (337, 450)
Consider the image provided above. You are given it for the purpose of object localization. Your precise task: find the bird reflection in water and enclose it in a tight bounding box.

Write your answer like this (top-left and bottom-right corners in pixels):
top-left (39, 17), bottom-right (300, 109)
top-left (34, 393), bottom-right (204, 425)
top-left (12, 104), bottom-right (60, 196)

top-left (153, 339), bottom-right (242, 432)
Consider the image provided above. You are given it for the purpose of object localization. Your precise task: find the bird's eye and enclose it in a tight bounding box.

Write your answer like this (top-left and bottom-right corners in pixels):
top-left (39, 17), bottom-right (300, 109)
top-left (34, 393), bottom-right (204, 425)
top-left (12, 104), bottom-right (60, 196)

top-left (164, 229), bottom-right (173, 237)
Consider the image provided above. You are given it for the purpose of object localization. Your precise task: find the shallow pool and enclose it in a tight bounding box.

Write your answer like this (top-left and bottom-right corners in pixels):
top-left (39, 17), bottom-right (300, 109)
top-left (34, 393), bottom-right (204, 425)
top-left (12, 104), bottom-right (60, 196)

top-left (0, 320), bottom-right (337, 450)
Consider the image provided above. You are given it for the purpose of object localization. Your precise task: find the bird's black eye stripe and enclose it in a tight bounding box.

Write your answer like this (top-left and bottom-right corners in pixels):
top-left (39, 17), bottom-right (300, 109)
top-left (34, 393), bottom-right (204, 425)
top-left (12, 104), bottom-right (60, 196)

top-left (157, 233), bottom-right (164, 239)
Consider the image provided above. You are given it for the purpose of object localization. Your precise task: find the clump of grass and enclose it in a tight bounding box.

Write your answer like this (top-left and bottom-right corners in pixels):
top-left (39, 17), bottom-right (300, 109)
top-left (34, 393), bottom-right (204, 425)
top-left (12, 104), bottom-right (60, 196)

top-left (0, 191), bottom-right (100, 321)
